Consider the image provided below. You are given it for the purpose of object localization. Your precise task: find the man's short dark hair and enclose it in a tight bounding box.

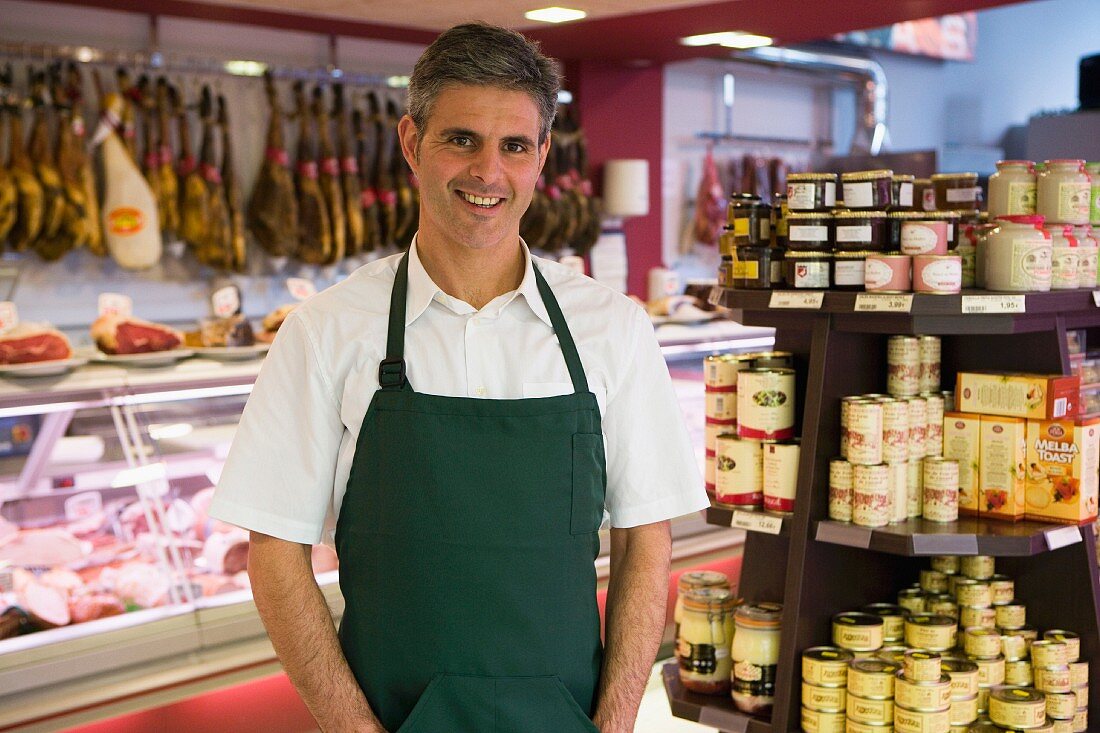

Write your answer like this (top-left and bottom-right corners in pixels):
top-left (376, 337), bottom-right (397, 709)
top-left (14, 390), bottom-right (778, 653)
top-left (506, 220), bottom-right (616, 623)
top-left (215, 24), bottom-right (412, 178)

top-left (407, 22), bottom-right (562, 148)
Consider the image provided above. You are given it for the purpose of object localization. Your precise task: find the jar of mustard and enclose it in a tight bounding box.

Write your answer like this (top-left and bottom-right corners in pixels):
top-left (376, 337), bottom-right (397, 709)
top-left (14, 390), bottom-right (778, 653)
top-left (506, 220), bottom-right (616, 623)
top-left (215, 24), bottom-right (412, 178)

top-left (1038, 159), bottom-right (1091, 225)
top-left (983, 215), bottom-right (1053, 292)
top-left (988, 160), bottom-right (1037, 218)
top-left (1087, 161), bottom-right (1100, 225)
top-left (731, 602), bottom-right (782, 714)
top-left (677, 586), bottom-right (737, 694)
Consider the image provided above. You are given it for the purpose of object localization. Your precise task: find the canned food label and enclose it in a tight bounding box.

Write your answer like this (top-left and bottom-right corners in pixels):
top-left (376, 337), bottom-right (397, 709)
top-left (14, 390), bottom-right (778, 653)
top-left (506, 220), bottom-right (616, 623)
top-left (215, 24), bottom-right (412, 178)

top-left (919, 258), bottom-right (962, 292)
top-left (732, 660), bottom-right (776, 697)
top-left (848, 402), bottom-right (884, 465)
top-left (794, 261), bottom-right (830, 288)
top-left (763, 443), bottom-right (799, 512)
top-left (901, 222), bottom-right (944, 255)
top-left (737, 371), bottom-right (796, 440)
top-left (1010, 238), bottom-right (1053, 289)
top-left (883, 402), bottom-right (910, 462)
top-left (790, 224), bottom-right (829, 242)
top-left (786, 182), bottom-right (817, 210)
top-left (716, 438), bottom-right (763, 506)
top-left (864, 258), bottom-right (896, 290)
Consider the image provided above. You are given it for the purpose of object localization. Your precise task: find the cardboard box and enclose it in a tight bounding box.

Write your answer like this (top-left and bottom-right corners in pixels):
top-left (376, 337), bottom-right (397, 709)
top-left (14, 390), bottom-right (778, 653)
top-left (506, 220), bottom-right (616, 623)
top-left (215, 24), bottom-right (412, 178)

top-left (979, 415), bottom-right (1026, 521)
top-left (1025, 418), bottom-right (1100, 525)
top-left (956, 372), bottom-right (1079, 420)
top-left (943, 412), bottom-right (982, 516)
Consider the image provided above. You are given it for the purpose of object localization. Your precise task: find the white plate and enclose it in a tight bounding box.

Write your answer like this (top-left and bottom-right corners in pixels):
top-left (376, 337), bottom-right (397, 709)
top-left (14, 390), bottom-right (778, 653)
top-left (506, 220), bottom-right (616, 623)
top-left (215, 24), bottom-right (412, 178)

top-left (191, 344), bottom-right (271, 361)
top-left (91, 348), bottom-right (195, 367)
top-left (0, 357), bottom-right (89, 378)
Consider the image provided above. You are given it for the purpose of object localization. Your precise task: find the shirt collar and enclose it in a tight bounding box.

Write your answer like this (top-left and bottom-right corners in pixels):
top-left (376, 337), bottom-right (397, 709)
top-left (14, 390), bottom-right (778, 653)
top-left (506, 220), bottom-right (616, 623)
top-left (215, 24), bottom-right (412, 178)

top-left (404, 235), bottom-right (553, 328)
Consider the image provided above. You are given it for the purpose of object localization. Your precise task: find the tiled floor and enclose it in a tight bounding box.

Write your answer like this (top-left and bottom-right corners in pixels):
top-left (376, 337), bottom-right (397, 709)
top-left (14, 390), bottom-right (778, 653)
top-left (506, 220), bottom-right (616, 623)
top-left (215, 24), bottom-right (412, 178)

top-left (633, 658), bottom-right (717, 733)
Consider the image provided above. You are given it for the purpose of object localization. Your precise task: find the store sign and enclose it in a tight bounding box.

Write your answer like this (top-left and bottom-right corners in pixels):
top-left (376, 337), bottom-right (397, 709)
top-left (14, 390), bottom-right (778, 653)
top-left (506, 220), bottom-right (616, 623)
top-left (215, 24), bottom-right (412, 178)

top-left (855, 294), bottom-right (914, 312)
top-left (98, 293), bottom-right (133, 318)
top-left (832, 12), bottom-right (977, 62)
top-left (211, 285), bottom-right (241, 318)
top-left (730, 510), bottom-right (784, 535)
top-left (1044, 526), bottom-right (1082, 551)
top-left (961, 295), bottom-right (1026, 314)
top-left (286, 278), bottom-right (317, 302)
top-left (769, 291), bottom-right (825, 309)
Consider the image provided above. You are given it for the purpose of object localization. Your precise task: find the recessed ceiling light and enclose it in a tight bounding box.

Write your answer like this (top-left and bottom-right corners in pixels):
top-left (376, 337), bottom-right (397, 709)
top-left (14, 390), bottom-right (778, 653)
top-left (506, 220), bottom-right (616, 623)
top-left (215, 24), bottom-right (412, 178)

top-left (223, 59), bottom-right (268, 77)
top-left (680, 31), bottom-right (774, 49)
top-left (525, 6), bottom-right (587, 23)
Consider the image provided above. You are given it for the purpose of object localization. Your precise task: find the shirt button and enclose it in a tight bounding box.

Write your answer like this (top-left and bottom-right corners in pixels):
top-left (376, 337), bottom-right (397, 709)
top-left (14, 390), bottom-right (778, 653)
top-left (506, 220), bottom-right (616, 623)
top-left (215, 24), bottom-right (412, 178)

top-left (475, 386), bottom-right (487, 397)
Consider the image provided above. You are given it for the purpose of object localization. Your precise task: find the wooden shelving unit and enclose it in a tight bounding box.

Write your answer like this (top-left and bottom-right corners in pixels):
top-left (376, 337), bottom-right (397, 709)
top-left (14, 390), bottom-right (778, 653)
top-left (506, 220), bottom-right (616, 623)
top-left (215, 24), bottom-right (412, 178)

top-left (667, 288), bottom-right (1100, 733)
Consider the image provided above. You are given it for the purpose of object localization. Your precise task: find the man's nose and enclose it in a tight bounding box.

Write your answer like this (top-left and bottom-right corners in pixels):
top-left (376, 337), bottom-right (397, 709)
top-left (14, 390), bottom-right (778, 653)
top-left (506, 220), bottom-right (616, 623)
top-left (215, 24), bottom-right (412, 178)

top-left (468, 145), bottom-right (504, 184)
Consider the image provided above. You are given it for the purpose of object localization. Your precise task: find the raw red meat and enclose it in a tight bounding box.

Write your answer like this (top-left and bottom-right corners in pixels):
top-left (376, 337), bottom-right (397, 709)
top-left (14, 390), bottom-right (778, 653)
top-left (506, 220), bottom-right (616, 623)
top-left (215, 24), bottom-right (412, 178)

top-left (0, 324), bottom-right (72, 364)
top-left (91, 314), bottom-right (182, 354)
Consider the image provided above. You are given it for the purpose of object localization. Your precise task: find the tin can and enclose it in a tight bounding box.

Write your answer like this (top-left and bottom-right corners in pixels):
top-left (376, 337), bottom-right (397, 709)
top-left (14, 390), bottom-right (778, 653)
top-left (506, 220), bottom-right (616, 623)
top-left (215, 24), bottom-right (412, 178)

top-left (802, 646), bottom-right (854, 687)
top-left (737, 368), bottom-right (796, 440)
top-left (1044, 630), bottom-right (1081, 662)
top-left (846, 721), bottom-right (897, 733)
top-left (834, 612), bottom-right (885, 652)
top-left (955, 579), bottom-right (992, 608)
top-left (906, 397), bottom-right (928, 460)
top-left (897, 588), bottom-right (927, 614)
top-left (877, 646), bottom-right (908, 665)
top-left (705, 423), bottom-right (735, 459)
top-left (921, 392), bottom-right (945, 456)
top-left (941, 658), bottom-right (980, 697)
top-left (958, 605), bottom-right (995, 630)
top-left (840, 395), bottom-right (867, 459)
top-left (1068, 661), bottom-right (1088, 687)
top-left (705, 353), bottom-right (747, 390)
top-left (1004, 658), bottom-right (1033, 686)
top-left (866, 252), bottom-right (913, 293)
top-left (903, 650), bottom-right (943, 683)
top-left (960, 555), bottom-right (995, 580)
top-left (888, 336), bottom-right (922, 397)
top-left (862, 603), bottom-right (907, 643)
top-left (894, 704), bottom-right (951, 733)
top-left (989, 686), bottom-right (1047, 729)
top-left (931, 556), bottom-right (959, 575)
top-left (715, 436), bottom-right (763, 508)
top-left (1032, 640), bottom-right (1070, 667)
top-left (907, 458), bottom-right (924, 518)
top-left (995, 603), bottom-right (1025, 630)
top-left (763, 440), bottom-right (800, 513)
top-left (705, 390), bottom-right (737, 422)
top-left (847, 693), bottom-right (895, 725)
top-left (889, 460), bottom-right (908, 523)
top-left (1003, 625), bottom-right (1039, 646)
top-left (1073, 707), bottom-right (1087, 732)
top-left (920, 570), bottom-right (948, 594)
top-left (880, 398), bottom-right (910, 464)
top-left (853, 464), bottom-right (891, 527)
top-left (829, 459), bottom-right (854, 521)
top-left (799, 707), bottom-right (846, 733)
top-left (905, 614), bottom-right (956, 651)
top-left (972, 655), bottom-right (1005, 687)
top-left (748, 351), bottom-right (794, 369)
top-left (849, 659), bottom-right (900, 699)
top-left (928, 596), bottom-right (957, 619)
top-left (941, 390), bottom-right (955, 412)
top-left (922, 458), bottom-right (959, 522)
top-left (1052, 718), bottom-right (1072, 733)
top-left (802, 682), bottom-right (846, 712)
top-left (976, 685), bottom-right (991, 713)
top-left (913, 253), bottom-right (962, 294)
top-left (1035, 665), bottom-right (1073, 693)
top-left (1073, 684), bottom-right (1087, 707)
top-left (964, 628), bottom-right (1003, 658)
top-left (1047, 692), bottom-right (1078, 720)
top-left (1000, 633), bottom-right (1027, 662)
top-left (949, 694), bottom-right (979, 726)
top-left (918, 335), bottom-right (942, 394)
top-left (989, 575), bottom-right (1015, 606)
top-left (848, 400), bottom-right (884, 465)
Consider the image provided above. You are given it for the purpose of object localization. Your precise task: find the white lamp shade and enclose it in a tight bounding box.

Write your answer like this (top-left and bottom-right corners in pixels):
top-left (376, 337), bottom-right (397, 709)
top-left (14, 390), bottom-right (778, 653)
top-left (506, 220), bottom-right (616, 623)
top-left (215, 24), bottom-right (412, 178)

top-left (602, 159), bottom-right (650, 217)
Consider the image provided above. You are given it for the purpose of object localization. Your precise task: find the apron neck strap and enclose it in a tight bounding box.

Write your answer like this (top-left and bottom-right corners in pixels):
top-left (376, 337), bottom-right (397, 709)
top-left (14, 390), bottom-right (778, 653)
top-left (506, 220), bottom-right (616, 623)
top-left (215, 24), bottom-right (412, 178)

top-left (533, 263), bottom-right (590, 395)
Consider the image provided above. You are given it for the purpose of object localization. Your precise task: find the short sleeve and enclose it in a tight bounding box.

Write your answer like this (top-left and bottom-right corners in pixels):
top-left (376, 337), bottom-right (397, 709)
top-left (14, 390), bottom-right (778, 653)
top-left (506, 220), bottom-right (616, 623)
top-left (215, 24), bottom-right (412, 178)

top-left (602, 308), bottom-right (709, 527)
top-left (208, 313), bottom-right (344, 544)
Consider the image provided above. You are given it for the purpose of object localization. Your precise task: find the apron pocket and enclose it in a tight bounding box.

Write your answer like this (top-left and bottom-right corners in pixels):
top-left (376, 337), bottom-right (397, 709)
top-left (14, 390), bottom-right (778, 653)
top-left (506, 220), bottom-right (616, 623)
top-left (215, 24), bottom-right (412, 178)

top-left (571, 433), bottom-right (607, 535)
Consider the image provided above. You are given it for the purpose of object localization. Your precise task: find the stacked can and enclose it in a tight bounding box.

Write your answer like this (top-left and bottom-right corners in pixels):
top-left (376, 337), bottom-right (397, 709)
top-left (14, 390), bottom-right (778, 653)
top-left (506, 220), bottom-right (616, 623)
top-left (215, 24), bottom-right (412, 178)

top-left (942, 658), bottom-right (981, 729)
top-left (704, 354), bottom-right (748, 498)
top-left (894, 650), bottom-right (952, 733)
top-left (801, 646), bottom-right (853, 732)
top-left (830, 612), bottom-right (895, 730)
top-left (715, 435), bottom-right (801, 513)
top-left (1035, 629), bottom-right (1088, 731)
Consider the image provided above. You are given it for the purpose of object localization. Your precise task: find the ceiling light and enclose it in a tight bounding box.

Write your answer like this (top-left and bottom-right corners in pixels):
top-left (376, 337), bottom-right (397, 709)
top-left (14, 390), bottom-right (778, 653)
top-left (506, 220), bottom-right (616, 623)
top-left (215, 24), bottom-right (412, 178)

top-left (680, 31), bottom-right (774, 49)
top-left (223, 59), bottom-right (267, 77)
top-left (387, 75), bottom-right (410, 88)
top-left (525, 7), bottom-right (587, 23)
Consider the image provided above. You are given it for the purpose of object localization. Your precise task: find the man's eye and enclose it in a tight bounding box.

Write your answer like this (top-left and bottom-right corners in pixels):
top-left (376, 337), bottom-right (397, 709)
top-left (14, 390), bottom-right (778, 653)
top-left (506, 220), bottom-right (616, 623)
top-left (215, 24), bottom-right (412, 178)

top-left (504, 142), bottom-right (527, 153)
top-left (452, 136), bottom-right (472, 147)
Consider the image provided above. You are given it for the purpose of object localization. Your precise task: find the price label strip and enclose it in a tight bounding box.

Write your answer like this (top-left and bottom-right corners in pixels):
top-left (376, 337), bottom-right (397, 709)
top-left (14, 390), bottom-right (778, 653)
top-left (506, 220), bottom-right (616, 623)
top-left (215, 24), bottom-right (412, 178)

top-left (960, 294), bottom-right (1026, 314)
top-left (854, 293), bottom-right (914, 312)
top-left (286, 278), bottom-right (317, 302)
top-left (0, 302), bottom-right (18, 335)
top-left (769, 291), bottom-right (825, 309)
top-left (730, 510), bottom-right (783, 535)
top-left (815, 520), bottom-right (871, 549)
top-left (1044, 525), bottom-right (1082, 551)
top-left (211, 285), bottom-right (242, 318)
top-left (98, 292), bottom-right (133, 318)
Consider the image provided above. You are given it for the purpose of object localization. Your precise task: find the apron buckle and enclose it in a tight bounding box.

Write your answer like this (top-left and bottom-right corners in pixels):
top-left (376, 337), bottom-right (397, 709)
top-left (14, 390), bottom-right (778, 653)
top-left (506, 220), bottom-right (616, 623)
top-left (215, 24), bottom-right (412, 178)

top-left (378, 358), bottom-right (407, 388)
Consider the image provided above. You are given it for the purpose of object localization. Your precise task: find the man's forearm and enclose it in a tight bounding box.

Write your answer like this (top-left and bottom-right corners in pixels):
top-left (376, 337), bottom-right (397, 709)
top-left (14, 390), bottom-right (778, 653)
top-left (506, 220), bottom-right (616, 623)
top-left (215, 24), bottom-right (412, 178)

top-left (248, 532), bottom-right (384, 733)
top-left (592, 521), bottom-right (672, 733)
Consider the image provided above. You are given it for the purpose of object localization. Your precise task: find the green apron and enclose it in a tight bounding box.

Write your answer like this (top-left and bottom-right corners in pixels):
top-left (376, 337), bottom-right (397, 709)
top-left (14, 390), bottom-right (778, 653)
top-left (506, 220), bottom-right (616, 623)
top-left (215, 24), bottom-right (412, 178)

top-left (336, 252), bottom-right (606, 733)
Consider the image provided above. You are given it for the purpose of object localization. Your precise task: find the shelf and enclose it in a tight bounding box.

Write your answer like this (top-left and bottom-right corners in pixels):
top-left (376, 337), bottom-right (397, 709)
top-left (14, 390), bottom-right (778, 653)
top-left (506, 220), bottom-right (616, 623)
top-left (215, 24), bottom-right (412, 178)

top-left (815, 518), bottom-right (1084, 557)
top-left (706, 505), bottom-right (790, 536)
top-left (662, 662), bottom-right (772, 733)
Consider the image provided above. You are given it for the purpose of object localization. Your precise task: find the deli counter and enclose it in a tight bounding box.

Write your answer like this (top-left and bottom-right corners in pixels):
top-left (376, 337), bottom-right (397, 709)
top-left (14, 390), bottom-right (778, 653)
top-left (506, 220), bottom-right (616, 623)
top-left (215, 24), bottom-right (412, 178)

top-left (0, 317), bottom-right (773, 732)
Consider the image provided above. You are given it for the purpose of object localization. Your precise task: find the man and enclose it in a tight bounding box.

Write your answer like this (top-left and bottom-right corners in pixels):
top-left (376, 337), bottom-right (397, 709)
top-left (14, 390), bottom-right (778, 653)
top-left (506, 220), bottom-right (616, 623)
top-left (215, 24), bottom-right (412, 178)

top-left (210, 22), bottom-right (706, 733)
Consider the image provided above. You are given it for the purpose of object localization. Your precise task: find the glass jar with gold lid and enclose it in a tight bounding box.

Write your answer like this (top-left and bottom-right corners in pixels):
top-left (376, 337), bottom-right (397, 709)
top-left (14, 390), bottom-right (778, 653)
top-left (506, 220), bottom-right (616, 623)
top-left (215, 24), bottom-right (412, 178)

top-left (677, 587), bottom-right (738, 694)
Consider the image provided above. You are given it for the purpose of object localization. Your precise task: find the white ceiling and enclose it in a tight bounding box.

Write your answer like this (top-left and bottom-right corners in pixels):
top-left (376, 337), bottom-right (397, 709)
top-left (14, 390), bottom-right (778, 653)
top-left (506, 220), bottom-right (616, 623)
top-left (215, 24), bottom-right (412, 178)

top-left (190, 0), bottom-right (723, 31)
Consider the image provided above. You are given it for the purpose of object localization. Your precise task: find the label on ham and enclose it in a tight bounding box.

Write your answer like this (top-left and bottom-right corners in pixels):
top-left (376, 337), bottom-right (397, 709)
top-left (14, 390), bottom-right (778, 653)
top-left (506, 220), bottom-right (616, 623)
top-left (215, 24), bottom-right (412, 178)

top-left (98, 293), bottom-right (133, 318)
top-left (361, 188), bottom-right (378, 208)
top-left (108, 207), bottom-right (146, 236)
top-left (286, 278), bottom-right (317, 301)
top-left (341, 157), bottom-right (358, 175)
top-left (0, 302), bottom-right (18, 335)
top-left (159, 146), bottom-right (173, 166)
top-left (72, 118), bottom-right (85, 138)
top-left (201, 163), bottom-right (223, 185)
top-left (320, 158), bottom-right (340, 177)
top-left (548, 185), bottom-right (562, 201)
top-left (266, 147), bottom-right (290, 167)
top-left (211, 285), bottom-right (242, 318)
top-left (379, 189), bottom-right (398, 207)
top-left (297, 161), bottom-right (318, 180)
top-left (178, 155), bottom-right (197, 176)
top-left (143, 151), bottom-right (159, 170)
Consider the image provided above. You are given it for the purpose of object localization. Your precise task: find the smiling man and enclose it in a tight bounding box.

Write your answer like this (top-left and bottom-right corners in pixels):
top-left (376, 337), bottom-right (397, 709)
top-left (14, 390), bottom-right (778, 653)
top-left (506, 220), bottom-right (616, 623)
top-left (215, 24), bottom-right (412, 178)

top-left (209, 22), bottom-right (707, 733)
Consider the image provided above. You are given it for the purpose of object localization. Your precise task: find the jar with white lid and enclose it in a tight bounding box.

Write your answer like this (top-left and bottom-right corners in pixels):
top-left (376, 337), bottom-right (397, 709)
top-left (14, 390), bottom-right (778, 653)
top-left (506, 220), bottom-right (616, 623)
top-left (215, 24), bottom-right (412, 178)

top-left (730, 601), bottom-right (782, 714)
top-left (1048, 224), bottom-right (1081, 290)
top-left (988, 160), bottom-right (1037, 218)
top-left (984, 215), bottom-right (1053, 292)
top-left (1074, 225), bottom-right (1098, 287)
top-left (1038, 159), bottom-right (1091, 225)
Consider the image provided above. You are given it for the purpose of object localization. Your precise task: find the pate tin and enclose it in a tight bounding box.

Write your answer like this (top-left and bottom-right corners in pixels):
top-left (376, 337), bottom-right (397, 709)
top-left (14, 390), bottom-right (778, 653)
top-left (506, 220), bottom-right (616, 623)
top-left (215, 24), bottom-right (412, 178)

top-left (705, 390), bottom-right (737, 422)
top-left (849, 659), bottom-right (901, 698)
top-left (921, 392), bottom-right (945, 456)
top-left (1068, 661), bottom-right (1088, 687)
top-left (942, 659), bottom-right (980, 698)
top-left (930, 556), bottom-right (959, 575)
top-left (763, 440), bottom-right (800, 513)
top-left (715, 435), bottom-right (764, 508)
top-left (1031, 640), bottom-right (1070, 667)
top-left (1046, 692), bottom-right (1078, 720)
top-left (895, 671), bottom-right (953, 710)
top-left (995, 603), bottom-right (1026, 630)
top-left (840, 396), bottom-right (867, 458)
top-left (848, 400), bottom-right (884, 465)
top-left (922, 458), bottom-right (959, 522)
top-left (1073, 684), bottom-right (1087, 707)
top-left (846, 722), bottom-right (895, 733)
top-left (888, 336), bottom-right (922, 398)
top-left (989, 575), bottom-right (1015, 606)
top-left (989, 686), bottom-right (1047, 729)
top-left (866, 253), bottom-right (913, 293)
top-left (905, 397), bottom-right (928, 461)
top-left (903, 649), bottom-right (942, 682)
top-left (955, 579), bottom-right (992, 608)
top-left (876, 646), bottom-right (909, 665)
top-left (1044, 630), bottom-right (1080, 662)
top-left (705, 353), bottom-right (749, 390)
top-left (834, 612), bottom-right (885, 652)
top-left (1073, 707), bottom-right (1087, 732)
top-left (905, 614), bottom-right (957, 651)
top-left (972, 655), bottom-right (1006, 687)
top-left (919, 570), bottom-right (949, 595)
top-left (863, 603), bottom-right (908, 642)
top-left (854, 464), bottom-right (891, 528)
top-left (949, 694), bottom-right (979, 725)
top-left (961, 555), bottom-right (995, 580)
top-left (847, 693), bottom-right (895, 724)
top-left (928, 596), bottom-right (958, 619)
top-left (802, 646), bottom-right (855, 687)
top-left (737, 368), bottom-right (796, 440)
top-left (1001, 634), bottom-right (1028, 662)
top-left (907, 459), bottom-right (924, 518)
top-left (882, 398), bottom-right (910, 464)
top-left (1034, 664), bottom-right (1072, 693)
top-left (829, 459), bottom-right (854, 522)
top-left (897, 588), bottom-right (927, 614)
top-left (964, 628), bottom-right (1003, 658)
top-left (1004, 659), bottom-right (1033, 686)
top-left (894, 705), bottom-right (951, 733)
top-left (748, 351), bottom-right (795, 370)
top-left (802, 682), bottom-right (847, 712)
top-left (913, 254), bottom-right (963, 294)
top-left (800, 706), bottom-right (846, 733)
top-left (918, 335), bottom-right (942, 394)
top-left (889, 460), bottom-right (908, 523)
top-left (959, 605), bottom-right (996, 630)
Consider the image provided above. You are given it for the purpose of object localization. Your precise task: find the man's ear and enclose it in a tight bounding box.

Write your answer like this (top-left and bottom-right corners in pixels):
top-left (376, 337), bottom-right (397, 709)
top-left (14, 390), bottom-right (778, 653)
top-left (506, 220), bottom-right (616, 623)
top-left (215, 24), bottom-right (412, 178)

top-left (537, 134), bottom-right (552, 176)
top-left (397, 114), bottom-right (420, 174)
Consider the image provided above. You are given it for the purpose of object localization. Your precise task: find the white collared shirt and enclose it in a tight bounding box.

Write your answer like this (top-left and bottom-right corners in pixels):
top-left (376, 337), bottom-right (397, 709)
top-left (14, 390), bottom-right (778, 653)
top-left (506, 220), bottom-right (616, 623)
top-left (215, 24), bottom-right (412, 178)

top-left (210, 238), bottom-right (708, 544)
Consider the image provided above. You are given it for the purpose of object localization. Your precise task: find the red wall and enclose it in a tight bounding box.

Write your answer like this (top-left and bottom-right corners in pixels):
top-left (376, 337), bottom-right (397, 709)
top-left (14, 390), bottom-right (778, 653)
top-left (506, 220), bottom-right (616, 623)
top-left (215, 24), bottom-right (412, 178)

top-left (570, 61), bottom-right (665, 297)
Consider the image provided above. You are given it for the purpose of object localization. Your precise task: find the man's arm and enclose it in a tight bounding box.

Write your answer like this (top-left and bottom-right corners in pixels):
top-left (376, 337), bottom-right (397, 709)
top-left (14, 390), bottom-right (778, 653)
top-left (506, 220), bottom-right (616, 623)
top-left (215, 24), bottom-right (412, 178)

top-left (591, 520), bottom-right (672, 733)
top-left (248, 531), bottom-right (386, 733)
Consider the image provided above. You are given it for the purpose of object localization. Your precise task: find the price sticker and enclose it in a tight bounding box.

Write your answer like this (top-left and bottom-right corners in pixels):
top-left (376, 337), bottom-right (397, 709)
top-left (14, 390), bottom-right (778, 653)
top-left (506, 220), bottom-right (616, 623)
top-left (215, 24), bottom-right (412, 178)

top-left (0, 302), bottom-right (19, 335)
top-left (211, 285), bottom-right (241, 318)
top-left (1044, 525), bottom-right (1082, 551)
top-left (731, 510), bottom-right (783, 535)
top-left (98, 292), bottom-right (133, 318)
top-left (961, 294), bottom-right (1025, 314)
top-left (286, 278), bottom-right (317, 302)
top-left (854, 293), bottom-right (914, 312)
top-left (768, 291), bottom-right (825, 309)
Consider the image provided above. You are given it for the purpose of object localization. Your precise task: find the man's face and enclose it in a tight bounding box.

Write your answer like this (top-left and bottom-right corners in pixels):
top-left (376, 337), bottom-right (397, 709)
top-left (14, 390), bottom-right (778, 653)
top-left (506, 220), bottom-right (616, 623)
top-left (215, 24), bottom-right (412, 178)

top-left (398, 84), bottom-right (550, 252)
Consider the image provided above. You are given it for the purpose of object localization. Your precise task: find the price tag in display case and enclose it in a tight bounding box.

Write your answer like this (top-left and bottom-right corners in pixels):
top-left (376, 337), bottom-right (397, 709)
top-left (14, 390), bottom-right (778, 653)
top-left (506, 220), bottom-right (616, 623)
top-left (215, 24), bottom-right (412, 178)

top-left (97, 292), bottom-right (133, 318)
top-left (0, 302), bottom-right (19, 335)
top-left (769, 291), bottom-right (825, 309)
top-left (286, 278), bottom-right (317, 302)
top-left (855, 293), bottom-right (914, 312)
top-left (731, 510), bottom-right (783, 535)
top-left (211, 285), bottom-right (242, 318)
top-left (1044, 525), bottom-right (1082, 551)
top-left (961, 294), bottom-right (1025, 314)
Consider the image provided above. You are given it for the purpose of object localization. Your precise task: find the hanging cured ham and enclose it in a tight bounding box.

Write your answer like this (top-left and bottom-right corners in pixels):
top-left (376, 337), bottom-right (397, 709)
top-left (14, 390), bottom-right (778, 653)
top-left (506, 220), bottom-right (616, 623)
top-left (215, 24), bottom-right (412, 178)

top-left (4, 67), bottom-right (45, 252)
top-left (136, 76), bottom-right (163, 234)
top-left (293, 81), bottom-right (331, 265)
top-left (332, 84), bottom-right (363, 258)
top-left (195, 86), bottom-right (231, 269)
top-left (174, 85), bottom-right (208, 252)
top-left (692, 145), bottom-right (725, 246)
top-left (218, 94), bottom-right (246, 272)
top-left (368, 92), bottom-right (397, 247)
top-left (115, 67), bottom-right (138, 161)
top-left (247, 72), bottom-right (297, 259)
top-left (49, 64), bottom-right (91, 255)
top-left (66, 63), bottom-right (104, 256)
top-left (388, 99), bottom-right (416, 248)
top-left (154, 78), bottom-right (179, 242)
top-left (0, 113), bottom-right (14, 245)
top-left (93, 92), bottom-right (162, 269)
top-left (351, 106), bottom-right (381, 253)
top-left (27, 69), bottom-right (67, 260)
top-left (312, 85), bottom-right (345, 264)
